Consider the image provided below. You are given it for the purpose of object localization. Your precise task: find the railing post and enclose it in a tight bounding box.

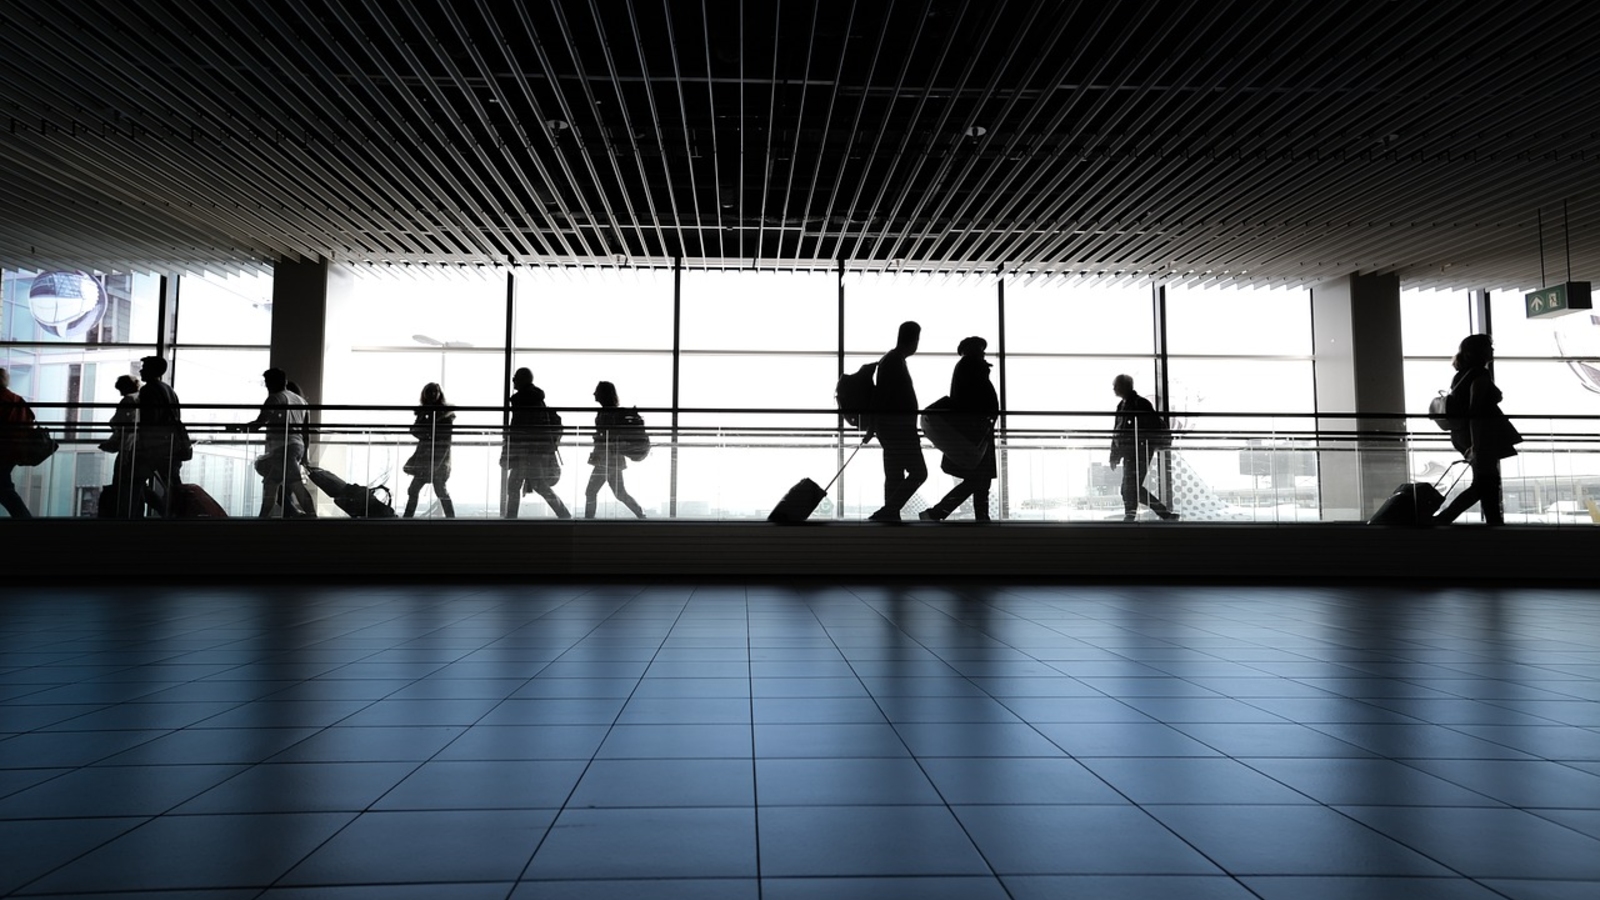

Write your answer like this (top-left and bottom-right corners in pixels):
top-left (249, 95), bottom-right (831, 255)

top-left (835, 259), bottom-right (846, 520)
top-left (1152, 281), bottom-right (1173, 512)
top-left (996, 265), bottom-right (1008, 520)
top-left (670, 257), bottom-right (682, 519)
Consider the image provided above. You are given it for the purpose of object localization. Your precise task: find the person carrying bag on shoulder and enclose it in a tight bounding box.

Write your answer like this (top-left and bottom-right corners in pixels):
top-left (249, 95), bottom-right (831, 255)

top-left (583, 380), bottom-right (646, 519)
top-left (0, 367), bottom-right (40, 518)
top-left (1433, 334), bottom-right (1521, 525)
top-left (402, 382), bottom-right (456, 518)
top-left (503, 367), bottom-right (570, 519)
top-left (920, 336), bottom-right (999, 521)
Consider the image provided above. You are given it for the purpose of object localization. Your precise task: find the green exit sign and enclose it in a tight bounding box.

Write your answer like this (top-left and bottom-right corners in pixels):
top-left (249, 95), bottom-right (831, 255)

top-left (1526, 282), bottom-right (1593, 318)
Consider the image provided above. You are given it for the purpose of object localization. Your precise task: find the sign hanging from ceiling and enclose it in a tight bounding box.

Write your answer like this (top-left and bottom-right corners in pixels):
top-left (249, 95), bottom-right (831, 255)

top-left (1525, 282), bottom-right (1593, 319)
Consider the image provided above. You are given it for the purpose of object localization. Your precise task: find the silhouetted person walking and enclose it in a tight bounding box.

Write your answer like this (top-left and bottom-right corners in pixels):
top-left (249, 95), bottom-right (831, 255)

top-left (504, 367), bottom-right (570, 518)
top-left (402, 382), bottom-right (455, 518)
top-left (1110, 373), bottom-right (1177, 522)
top-left (584, 381), bottom-right (645, 519)
top-left (869, 321), bottom-right (927, 522)
top-left (231, 368), bottom-right (316, 518)
top-left (0, 367), bottom-right (36, 518)
top-left (1434, 334), bottom-right (1521, 525)
top-left (921, 336), bottom-right (999, 521)
top-left (99, 374), bottom-right (140, 517)
top-left (131, 356), bottom-right (187, 518)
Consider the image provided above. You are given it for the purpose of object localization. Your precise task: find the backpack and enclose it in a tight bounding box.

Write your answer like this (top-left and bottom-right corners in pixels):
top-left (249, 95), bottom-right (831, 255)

top-left (617, 407), bottom-right (651, 461)
top-left (534, 404), bottom-right (564, 448)
top-left (836, 362), bottom-right (878, 428)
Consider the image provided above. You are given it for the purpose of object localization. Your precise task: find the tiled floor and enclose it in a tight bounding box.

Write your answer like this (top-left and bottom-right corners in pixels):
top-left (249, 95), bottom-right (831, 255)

top-left (1, 582), bottom-right (1598, 899)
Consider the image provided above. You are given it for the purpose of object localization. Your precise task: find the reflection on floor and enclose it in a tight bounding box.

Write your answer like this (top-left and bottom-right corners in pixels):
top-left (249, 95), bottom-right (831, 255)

top-left (1, 583), bottom-right (1598, 899)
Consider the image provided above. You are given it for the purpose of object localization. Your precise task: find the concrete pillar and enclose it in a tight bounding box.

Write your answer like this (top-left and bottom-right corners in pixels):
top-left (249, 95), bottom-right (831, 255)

top-left (1312, 272), bottom-right (1408, 520)
top-left (270, 259), bottom-right (354, 474)
top-left (269, 258), bottom-right (353, 406)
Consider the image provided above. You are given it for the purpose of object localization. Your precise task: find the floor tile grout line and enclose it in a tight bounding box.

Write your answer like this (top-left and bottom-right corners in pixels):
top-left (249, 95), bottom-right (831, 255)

top-left (918, 588), bottom-right (1282, 893)
top-left (828, 584), bottom-right (1026, 898)
top-left (859, 584), bottom-right (1468, 891)
top-left (742, 584), bottom-right (766, 900)
top-left (973, 590), bottom-right (1563, 885)
top-left (509, 583), bottom-right (700, 886)
top-left (3, 582), bottom-right (1600, 890)
top-left (237, 582), bottom-right (637, 894)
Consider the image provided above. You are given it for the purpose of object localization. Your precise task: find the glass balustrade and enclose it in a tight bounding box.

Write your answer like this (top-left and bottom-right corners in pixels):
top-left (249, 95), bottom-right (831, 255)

top-left (6, 402), bottom-right (1599, 525)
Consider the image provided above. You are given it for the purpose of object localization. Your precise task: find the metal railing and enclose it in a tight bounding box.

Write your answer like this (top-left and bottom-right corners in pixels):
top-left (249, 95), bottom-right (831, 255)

top-left (6, 402), bottom-right (1599, 525)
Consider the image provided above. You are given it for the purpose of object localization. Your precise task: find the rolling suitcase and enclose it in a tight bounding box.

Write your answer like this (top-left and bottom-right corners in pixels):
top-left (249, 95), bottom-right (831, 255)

top-left (145, 474), bottom-right (228, 518)
top-left (306, 465), bottom-right (397, 518)
top-left (172, 483), bottom-right (227, 518)
top-left (1368, 461), bottom-right (1467, 526)
top-left (768, 442), bottom-right (865, 523)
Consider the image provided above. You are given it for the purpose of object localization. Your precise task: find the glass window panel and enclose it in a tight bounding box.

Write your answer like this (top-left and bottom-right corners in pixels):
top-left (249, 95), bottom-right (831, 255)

top-left (324, 269), bottom-right (508, 410)
top-left (1166, 359), bottom-right (1315, 415)
top-left (176, 271), bottom-right (273, 345)
top-left (1489, 285), bottom-right (1562, 357)
top-left (169, 348), bottom-right (272, 432)
top-left (1165, 358), bottom-right (1316, 443)
top-left (676, 442), bottom-right (840, 520)
top-left (680, 269), bottom-right (835, 351)
top-left (0, 345), bottom-right (154, 416)
top-left (327, 350), bottom-right (508, 428)
top-left (843, 271), bottom-right (999, 357)
top-left (1166, 286), bottom-right (1311, 355)
top-left (1002, 444), bottom-right (1113, 523)
top-left (1401, 289), bottom-right (1473, 358)
top-left (1491, 360), bottom-right (1598, 426)
top-left (512, 267), bottom-right (673, 350)
top-left (2, 270), bottom-right (160, 345)
top-left (679, 354), bottom-right (839, 416)
top-left (504, 351), bottom-right (674, 418)
top-left (1005, 282), bottom-right (1154, 354)
top-left (1003, 356), bottom-right (1156, 434)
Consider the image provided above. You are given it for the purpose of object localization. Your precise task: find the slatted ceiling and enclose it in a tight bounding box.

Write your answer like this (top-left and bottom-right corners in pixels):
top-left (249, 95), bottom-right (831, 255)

top-left (2, 2), bottom-right (1600, 288)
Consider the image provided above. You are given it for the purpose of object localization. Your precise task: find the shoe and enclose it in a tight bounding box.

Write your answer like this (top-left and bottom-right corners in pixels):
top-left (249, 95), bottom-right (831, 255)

top-left (918, 509), bottom-right (945, 522)
top-left (1122, 514), bottom-right (1137, 522)
top-left (867, 509), bottom-right (902, 523)
top-left (1158, 511), bottom-right (1180, 521)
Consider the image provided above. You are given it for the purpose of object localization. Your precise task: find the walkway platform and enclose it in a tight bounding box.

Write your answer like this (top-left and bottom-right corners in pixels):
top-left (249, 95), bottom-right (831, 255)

top-left (7, 520), bottom-right (1587, 582)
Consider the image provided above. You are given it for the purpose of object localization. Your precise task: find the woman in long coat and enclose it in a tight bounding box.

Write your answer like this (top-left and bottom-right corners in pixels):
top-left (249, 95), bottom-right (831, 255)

top-left (921, 336), bottom-right (999, 521)
top-left (1434, 333), bottom-right (1520, 525)
top-left (402, 382), bottom-right (455, 518)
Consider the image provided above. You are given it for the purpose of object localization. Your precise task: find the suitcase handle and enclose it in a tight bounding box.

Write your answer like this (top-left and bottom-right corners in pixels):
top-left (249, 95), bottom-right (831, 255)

top-left (1434, 459), bottom-right (1470, 493)
top-left (820, 441), bottom-right (867, 493)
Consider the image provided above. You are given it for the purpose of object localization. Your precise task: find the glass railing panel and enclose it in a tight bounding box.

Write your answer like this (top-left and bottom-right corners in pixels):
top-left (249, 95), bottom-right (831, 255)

top-left (4, 402), bottom-right (1598, 525)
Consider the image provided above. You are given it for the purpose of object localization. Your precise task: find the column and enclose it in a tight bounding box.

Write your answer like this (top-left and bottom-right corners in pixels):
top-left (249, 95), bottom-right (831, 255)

top-left (1311, 271), bottom-right (1407, 519)
top-left (270, 258), bottom-right (354, 471)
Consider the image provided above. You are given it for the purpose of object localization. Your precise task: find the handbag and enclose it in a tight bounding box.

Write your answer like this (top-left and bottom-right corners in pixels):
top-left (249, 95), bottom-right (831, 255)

top-left (921, 397), bottom-right (983, 471)
top-left (529, 452), bottom-right (562, 490)
top-left (15, 426), bottom-right (59, 467)
top-left (402, 449), bottom-right (428, 477)
top-left (1427, 391), bottom-right (1452, 430)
